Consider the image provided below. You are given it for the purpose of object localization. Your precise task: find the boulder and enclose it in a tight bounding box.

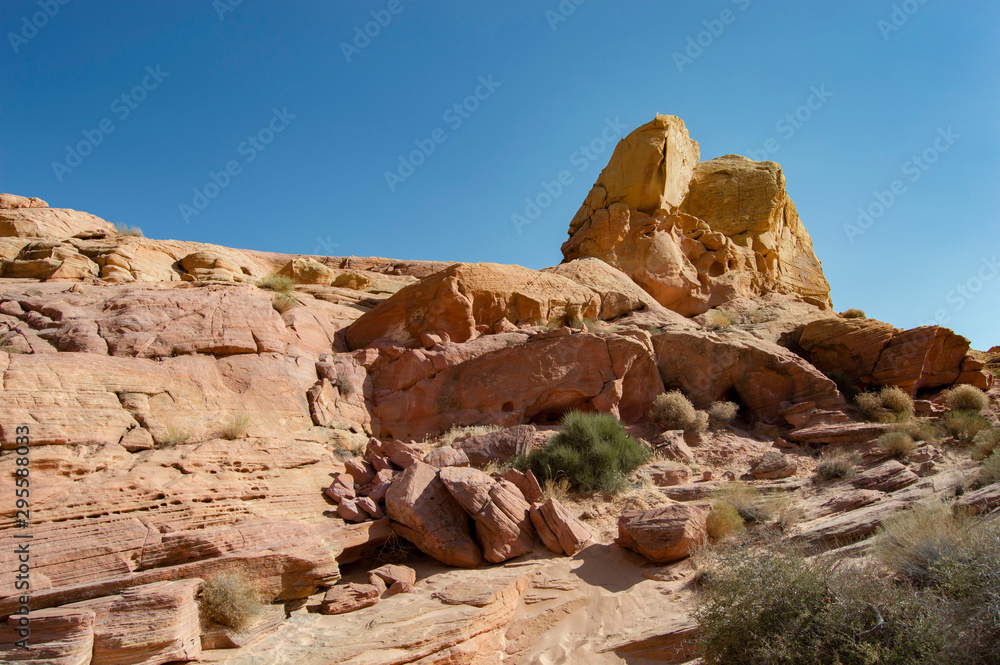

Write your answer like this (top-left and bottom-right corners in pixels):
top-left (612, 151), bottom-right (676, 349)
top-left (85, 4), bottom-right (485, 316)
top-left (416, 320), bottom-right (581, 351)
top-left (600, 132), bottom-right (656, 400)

top-left (278, 257), bottom-right (336, 285)
top-left (502, 468), bottom-right (544, 503)
top-left (0, 205), bottom-right (115, 239)
top-left (750, 451), bottom-right (797, 479)
top-left (615, 503), bottom-right (710, 563)
top-left (438, 466), bottom-right (536, 563)
top-left (367, 564), bottom-right (416, 589)
top-left (646, 461), bottom-right (690, 486)
top-left (319, 583), bottom-right (380, 615)
top-left (423, 445), bottom-right (470, 468)
top-left (530, 498), bottom-right (591, 556)
top-left (384, 462), bottom-right (483, 568)
top-left (454, 425), bottom-right (536, 468)
top-left (0, 606), bottom-right (95, 665)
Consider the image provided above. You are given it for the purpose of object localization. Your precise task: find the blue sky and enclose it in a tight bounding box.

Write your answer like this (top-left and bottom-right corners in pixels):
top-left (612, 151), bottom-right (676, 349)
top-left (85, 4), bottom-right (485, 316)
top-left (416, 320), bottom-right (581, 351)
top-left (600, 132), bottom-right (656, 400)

top-left (1, 0), bottom-right (998, 348)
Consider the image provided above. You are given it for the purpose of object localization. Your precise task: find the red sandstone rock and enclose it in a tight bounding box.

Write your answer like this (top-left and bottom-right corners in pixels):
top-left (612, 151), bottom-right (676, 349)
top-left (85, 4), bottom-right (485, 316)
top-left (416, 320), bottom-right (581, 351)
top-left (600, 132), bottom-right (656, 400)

top-left (320, 583), bottom-right (380, 615)
top-left (615, 503), bottom-right (710, 563)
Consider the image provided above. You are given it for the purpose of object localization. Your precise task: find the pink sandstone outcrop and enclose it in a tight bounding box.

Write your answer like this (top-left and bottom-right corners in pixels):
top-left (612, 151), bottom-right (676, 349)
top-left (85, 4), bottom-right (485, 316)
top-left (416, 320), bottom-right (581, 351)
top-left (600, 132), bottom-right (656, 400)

top-left (564, 114), bottom-right (831, 316)
top-left (616, 503), bottom-right (711, 563)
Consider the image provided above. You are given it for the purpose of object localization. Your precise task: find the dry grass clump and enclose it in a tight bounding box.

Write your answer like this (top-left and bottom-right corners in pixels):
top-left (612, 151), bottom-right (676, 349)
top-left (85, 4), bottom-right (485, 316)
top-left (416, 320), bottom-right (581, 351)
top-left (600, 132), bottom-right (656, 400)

top-left (840, 308), bottom-right (867, 319)
top-left (894, 417), bottom-right (944, 443)
top-left (878, 431), bottom-right (917, 459)
top-left (270, 292), bottom-right (299, 313)
top-left (706, 501), bottom-right (745, 541)
top-left (972, 429), bottom-right (1000, 461)
top-left (704, 310), bottom-right (733, 330)
top-left (874, 502), bottom-right (974, 586)
top-left (943, 410), bottom-right (992, 443)
top-left (157, 426), bottom-right (191, 448)
top-left (219, 414), bottom-right (252, 440)
top-left (815, 448), bottom-right (862, 481)
top-left (258, 273), bottom-right (295, 293)
top-left (945, 385), bottom-right (989, 413)
top-left (202, 572), bottom-right (264, 630)
top-left (334, 372), bottom-right (355, 396)
top-left (712, 482), bottom-right (770, 524)
top-left (434, 424), bottom-right (502, 448)
top-left (114, 223), bottom-right (144, 237)
top-left (708, 401), bottom-right (739, 430)
top-left (856, 386), bottom-right (913, 423)
top-left (979, 450), bottom-right (1000, 486)
top-left (649, 391), bottom-right (708, 434)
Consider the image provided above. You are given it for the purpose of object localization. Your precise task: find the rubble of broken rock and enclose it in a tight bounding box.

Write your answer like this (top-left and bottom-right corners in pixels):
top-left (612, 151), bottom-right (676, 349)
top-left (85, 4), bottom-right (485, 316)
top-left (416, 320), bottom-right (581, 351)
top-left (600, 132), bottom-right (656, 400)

top-left (0, 116), bottom-right (997, 664)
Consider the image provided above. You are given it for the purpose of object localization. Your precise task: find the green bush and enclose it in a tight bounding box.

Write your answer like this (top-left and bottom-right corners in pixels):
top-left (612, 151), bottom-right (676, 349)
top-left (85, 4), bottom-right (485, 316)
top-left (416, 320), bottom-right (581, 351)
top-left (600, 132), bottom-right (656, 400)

top-left (708, 401), bottom-right (739, 429)
top-left (519, 411), bottom-right (649, 494)
top-left (943, 410), bottom-right (992, 442)
top-left (946, 385), bottom-right (989, 413)
top-left (894, 418), bottom-right (944, 443)
top-left (878, 431), bottom-right (917, 459)
top-left (202, 572), bottom-right (264, 630)
top-left (712, 482), bottom-right (770, 524)
top-left (815, 448), bottom-right (861, 481)
top-left (856, 386), bottom-right (913, 423)
top-left (649, 391), bottom-right (708, 434)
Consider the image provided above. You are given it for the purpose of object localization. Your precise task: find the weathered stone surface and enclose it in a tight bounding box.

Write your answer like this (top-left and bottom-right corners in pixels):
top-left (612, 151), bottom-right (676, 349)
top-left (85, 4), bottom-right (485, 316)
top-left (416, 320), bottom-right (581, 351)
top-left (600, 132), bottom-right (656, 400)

top-left (646, 460), bottom-right (690, 486)
top-left (454, 425), bottom-right (536, 468)
top-left (651, 327), bottom-right (842, 423)
top-left (849, 460), bottom-right (919, 493)
top-left (346, 262), bottom-right (602, 348)
top-left (178, 250), bottom-right (249, 283)
top-left (615, 503), bottom-right (710, 563)
top-left (788, 422), bottom-right (892, 445)
top-left (200, 604), bottom-right (284, 650)
top-left (319, 583), bottom-right (380, 615)
top-left (0, 606), bottom-right (95, 665)
top-left (502, 468), bottom-right (544, 504)
top-left (368, 564), bottom-right (416, 589)
top-left (0, 193), bottom-right (48, 209)
top-left (278, 257), bottom-right (336, 285)
top-left (439, 466), bottom-right (536, 563)
top-left (384, 462), bottom-right (483, 568)
top-left (371, 331), bottom-right (664, 440)
top-left (0, 205), bottom-right (115, 239)
top-left (63, 579), bottom-right (202, 665)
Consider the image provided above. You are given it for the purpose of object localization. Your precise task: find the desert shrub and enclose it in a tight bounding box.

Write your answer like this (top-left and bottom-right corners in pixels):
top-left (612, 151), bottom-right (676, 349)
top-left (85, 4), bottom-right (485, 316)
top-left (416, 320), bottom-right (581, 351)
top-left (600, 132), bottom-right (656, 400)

top-left (973, 429), bottom-right (1000, 460)
top-left (979, 450), bottom-right (1000, 486)
top-left (708, 401), bottom-right (739, 429)
top-left (220, 414), bottom-right (251, 440)
top-left (114, 223), bottom-right (143, 237)
top-left (519, 411), bottom-right (649, 494)
top-left (894, 417), bottom-right (944, 443)
top-left (581, 317), bottom-right (615, 334)
top-left (704, 310), bottom-right (733, 330)
top-left (649, 391), bottom-right (708, 433)
top-left (334, 372), bottom-right (355, 396)
top-left (815, 448), bottom-right (861, 481)
top-left (271, 292), bottom-right (299, 314)
top-left (373, 531), bottom-right (422, 566)
top-left (943, 410), bottom-right (992, 442)
top-left (434, 424), bottom-right (502, 448)
top-left (879, 431), bottom-right (916, 459)
top-left (825, 370), bottom-right (861, 400)
top-left (694, 537), bottom-right (950, 665)
top-left (874, 502), bottom-right (974, 587)
top-left (201, 572), bottom-right (264, 630)
top-left (706, 501), bottom-right (745, 540)
top-left (946, 385), bottom-right (989, 413)
top-left (712, 482), bottom-right (769, 524)
top-left (542, 477), bottom-right (570, 502)
top-left (840, 308), bottom-right (867, 319)
top-left (855, 386), bottom-right (913, 423)
top-left (258, 273), bottom-right (295, 293)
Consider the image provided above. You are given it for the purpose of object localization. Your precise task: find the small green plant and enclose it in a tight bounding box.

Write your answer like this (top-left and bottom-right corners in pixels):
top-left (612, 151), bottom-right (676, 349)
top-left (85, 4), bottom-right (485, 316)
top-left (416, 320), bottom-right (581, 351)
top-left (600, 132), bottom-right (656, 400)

top-left (114, 223), bottom-right (144, 237)
top-left (879, 431), bottom-right (917, 459)
top-left (220, 414), bottom-right (251, 440)
top-left (815, 448), bottom-right (862, 481)
top-left (649, 390), bottom-right (708, 434)
top-left (943, 410), bottom-right (992, 443)
top-left (158, 426), bottom-right (191, 447)
top-left (518, 411), bottom-right (650, 495)
top-left (258, 273), bottom-right (295, 293)
top-left (945, 385), bottom-right (989, 413)
top-left (271, 292), bottom-right (299, 314)
top-left (708, 401), bottom-right (739, 429)
top-left (855, 385), bottom-right (913, 423)
top-left (201, 572), bottom-right (264, 630)
top-left (706, 501), bottom-right (745, 540)
top-left (840, 308), bottom-right (867, 319)
top-left (979, 449), bottom-right (1000, 486)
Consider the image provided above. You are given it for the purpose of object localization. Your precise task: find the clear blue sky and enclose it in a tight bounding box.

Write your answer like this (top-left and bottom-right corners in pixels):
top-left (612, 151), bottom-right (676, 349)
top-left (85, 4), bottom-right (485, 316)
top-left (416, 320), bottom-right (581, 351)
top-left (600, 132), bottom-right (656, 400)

top-left (2, 1), bottom-right (998, 349)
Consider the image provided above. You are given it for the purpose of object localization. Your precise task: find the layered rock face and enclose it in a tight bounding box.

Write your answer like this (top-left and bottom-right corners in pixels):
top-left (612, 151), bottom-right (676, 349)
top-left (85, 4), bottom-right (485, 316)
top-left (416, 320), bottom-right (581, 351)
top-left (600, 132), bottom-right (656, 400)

top-left (563, 115), bottom-right (832, 315)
